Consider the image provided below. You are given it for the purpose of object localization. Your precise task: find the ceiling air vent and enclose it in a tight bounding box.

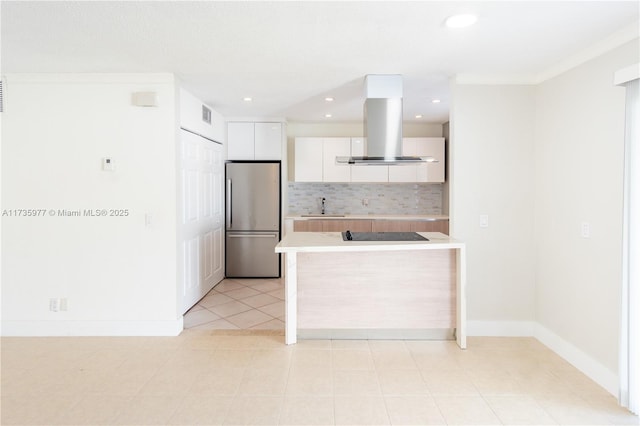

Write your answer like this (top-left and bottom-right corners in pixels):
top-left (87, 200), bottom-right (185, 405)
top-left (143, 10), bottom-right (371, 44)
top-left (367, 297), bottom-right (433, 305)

top-left (202, 105), bottom-right (211, 125)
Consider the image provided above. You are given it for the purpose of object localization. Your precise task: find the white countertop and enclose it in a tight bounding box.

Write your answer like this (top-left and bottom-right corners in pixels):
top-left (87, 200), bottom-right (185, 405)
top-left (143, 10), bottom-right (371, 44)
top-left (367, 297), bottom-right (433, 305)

top-left (275, 231), bottom-right (464, 253)
top-left (285, 214), bottom-right (449, 221)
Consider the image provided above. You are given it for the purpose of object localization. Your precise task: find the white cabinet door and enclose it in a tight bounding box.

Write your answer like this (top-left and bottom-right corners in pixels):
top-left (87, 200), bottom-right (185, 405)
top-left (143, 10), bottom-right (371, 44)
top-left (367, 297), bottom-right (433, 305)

top-left (323, 138), bottom-right (351, 182)
top-left (295, 137), bottom-right (323, 182)
top-left (255, 122), bottom-right (282, 160)
top-left (350, 137), bottom-right (388, 182)
top-left (227, 122), bottom-right (254, 160)
top-left (415, 137), bottom-right (445, 183)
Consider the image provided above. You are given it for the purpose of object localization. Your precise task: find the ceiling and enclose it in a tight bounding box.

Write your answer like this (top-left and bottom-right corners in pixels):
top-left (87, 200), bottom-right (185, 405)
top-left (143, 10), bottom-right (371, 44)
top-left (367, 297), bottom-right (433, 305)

top-left (1, 1), bottom-right (638, 124)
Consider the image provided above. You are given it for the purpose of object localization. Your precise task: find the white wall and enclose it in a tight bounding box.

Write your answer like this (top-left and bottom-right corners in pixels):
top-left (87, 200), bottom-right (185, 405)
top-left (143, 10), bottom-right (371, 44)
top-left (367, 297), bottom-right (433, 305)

top-left (450, 84), bottom-right (537, 328)
top-left (534, 39), bottom-right (639, 375)
top-left (1, 74), bottom-right (181, 335)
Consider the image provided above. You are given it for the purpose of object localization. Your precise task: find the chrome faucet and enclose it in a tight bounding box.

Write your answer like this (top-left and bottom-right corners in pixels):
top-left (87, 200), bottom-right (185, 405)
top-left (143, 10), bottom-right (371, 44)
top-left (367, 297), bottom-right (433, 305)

top-left (321, 197), bottom-right (326, 215)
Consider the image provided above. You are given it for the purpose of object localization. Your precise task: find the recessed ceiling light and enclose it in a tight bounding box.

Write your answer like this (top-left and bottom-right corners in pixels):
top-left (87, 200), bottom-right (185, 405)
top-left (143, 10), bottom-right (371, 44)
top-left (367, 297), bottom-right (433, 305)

top-left (415, 114), bottom-right (423, 119)
top-left (325, 97), bottom-right (334, 102)
top-left (243, 97), bottom-right (252, 102)
top-left (325, 113), bottom-right (332, 118)
top-left (432, 99), bottom-right (441, 104)
top-left (445, 14), bottom-right (477, 28)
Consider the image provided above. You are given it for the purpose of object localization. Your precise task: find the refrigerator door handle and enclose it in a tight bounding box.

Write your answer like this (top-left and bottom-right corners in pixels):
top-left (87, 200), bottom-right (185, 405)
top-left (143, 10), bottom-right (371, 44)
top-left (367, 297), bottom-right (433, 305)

top-left (228, 233), bottom-right (278, 238)
top-left (226, 178), bottom-right (232, 229)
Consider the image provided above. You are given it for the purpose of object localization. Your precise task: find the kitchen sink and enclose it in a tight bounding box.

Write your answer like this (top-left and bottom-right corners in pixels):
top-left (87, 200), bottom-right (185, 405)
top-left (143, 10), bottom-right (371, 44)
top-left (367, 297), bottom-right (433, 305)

top-left (301, 214), bottom-right (345, 217)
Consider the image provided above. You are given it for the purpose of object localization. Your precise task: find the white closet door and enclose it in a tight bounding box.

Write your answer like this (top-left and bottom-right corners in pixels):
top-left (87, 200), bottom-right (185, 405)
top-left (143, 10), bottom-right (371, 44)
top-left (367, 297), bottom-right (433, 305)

top-left (179, 130), bottom-right (224, 314)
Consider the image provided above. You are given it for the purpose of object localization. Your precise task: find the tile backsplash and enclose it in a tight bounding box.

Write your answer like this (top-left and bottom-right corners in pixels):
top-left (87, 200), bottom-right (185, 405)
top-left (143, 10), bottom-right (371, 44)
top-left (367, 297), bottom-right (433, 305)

top-left (288, 183), bottom-right (443, 215)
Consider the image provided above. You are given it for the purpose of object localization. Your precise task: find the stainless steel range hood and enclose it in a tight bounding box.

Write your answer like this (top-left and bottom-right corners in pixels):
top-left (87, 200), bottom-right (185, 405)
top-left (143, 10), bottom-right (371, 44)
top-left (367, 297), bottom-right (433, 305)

top-left (337, 75), bottom-right (437, 165)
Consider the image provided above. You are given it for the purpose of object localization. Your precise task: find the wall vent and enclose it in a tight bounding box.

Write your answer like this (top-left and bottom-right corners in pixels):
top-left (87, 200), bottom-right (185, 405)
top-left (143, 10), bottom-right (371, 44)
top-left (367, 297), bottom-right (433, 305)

top-left (0, 80), bottom-right (4, 113)
top-left (202, 105), bottom-right (211, 125)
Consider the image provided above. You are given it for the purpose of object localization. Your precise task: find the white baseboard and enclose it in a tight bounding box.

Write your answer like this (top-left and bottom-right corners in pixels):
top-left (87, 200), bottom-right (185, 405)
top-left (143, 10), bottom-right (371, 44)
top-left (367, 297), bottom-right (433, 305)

top-left (466, 320), bottom-right (618, 397)
top-left (534, 323), bottom-right (618, 396)
top-left (467, 320), bottom-right (536, 336)
top-left (1, 319), bottom-right (184, 337)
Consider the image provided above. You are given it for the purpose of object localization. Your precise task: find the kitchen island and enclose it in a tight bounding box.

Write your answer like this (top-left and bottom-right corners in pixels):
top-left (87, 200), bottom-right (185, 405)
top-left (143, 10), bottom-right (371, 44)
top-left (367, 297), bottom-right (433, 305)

top-left (275, 232), bottom-right (466, 348)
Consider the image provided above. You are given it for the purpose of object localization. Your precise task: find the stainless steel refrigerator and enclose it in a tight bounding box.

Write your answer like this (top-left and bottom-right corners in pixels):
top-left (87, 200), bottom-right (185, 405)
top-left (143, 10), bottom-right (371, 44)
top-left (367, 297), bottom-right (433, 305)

top-left (225, 161), bottom-right (281, 277)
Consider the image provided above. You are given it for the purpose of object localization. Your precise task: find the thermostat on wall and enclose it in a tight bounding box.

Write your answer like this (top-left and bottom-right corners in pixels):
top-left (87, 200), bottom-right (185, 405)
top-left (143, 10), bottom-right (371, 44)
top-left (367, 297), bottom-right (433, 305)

top-left (102, 157), bottom-right (115, 171)
top-left (131, 91), bottom-right (158, 107)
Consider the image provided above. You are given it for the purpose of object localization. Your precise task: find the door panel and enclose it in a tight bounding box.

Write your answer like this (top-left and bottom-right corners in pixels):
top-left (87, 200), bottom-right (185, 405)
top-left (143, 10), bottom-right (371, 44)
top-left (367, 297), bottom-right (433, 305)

top-left (179, 130), bottom-right (225, 314)
top-left (226, 232), bottom-right (280, 277)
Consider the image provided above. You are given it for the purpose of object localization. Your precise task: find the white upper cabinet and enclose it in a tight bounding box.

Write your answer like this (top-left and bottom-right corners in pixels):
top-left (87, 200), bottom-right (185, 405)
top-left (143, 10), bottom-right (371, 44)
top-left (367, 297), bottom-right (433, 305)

top-left (227, 122), bottom-right (282, 160)
top-left (254, 122), bottom-right (283, 160)
top-left (293, 136), bottom-right (443, 183)
top-left (323, 138), bottom-right (351, 182)
top-left (227, 122), bottom-right (255, 160)
top-left (295, 137), bottom-right (323, 182)
top-left (414, 137), bottom-right (445, 183)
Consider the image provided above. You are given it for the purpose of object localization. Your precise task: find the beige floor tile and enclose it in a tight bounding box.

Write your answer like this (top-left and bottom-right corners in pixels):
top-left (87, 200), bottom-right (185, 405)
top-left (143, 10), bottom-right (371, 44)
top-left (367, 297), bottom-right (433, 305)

top-left (213, 280), bottom-right (247, 293)
top-left (334, 396), bottom-right (390, 425)
top-left (333, 369), bottom-right (382, 395)
top-left (168, 395), bottom-right (233, 425)
top-left (384, 395), bottom-right (446, 425)
top-left (208, 300), bottom-right (254, 318)
top-left (1, 393), bottom-right (81, 425)
top-left (225, 309), bottom-right (274, 329)
top-left (187, 367), bottom-right (245, 396)
top-left (249, 348), bottom-right (293, 370)
top-left (581, 394), bottom-right (640, 425)
top-left (238, 368), bottom-right (289, 395)
top-left (485, 395), bottom-right (557, 425)
top-left (199, 292), bottom-right (234, 308)
top-left (138, 367), bottom-right (202, 396)
top-left (372, 348), bottom-right (418, 370)
top-left (224, 286), bottom-right (262, 300)
top-left (286, 368), bottom-right (333, 396)
top-left (184, 308), bottom-right (222, 328)
top-left (251, 318), bottom-right (285, 330)
top-left (279, 396), bottom-right (335, 425)
top-left (267, 288), bottom-right (285, 300)
top-left (191, 318), bottom-right (238, 330)
top-left (377, 369), bottom-right (430, 395)
top-left (112, 394), bottom-right (183, 425)
top-left (332, 348), bottom-right (376, 370)
top-left (421, 369), bottom-right (481, 396)
top-left (535, 394), bottom-right (616, 425)
top-left (240, 292), bottom-right (281, 308)
top-left (412, 352), bottom-right (463, 371)
top-left (469, 368), bottom-right (525, 395)
top-left (209, 348), bottom-right (255, 368)
top-left (434, 395), bottom-right (502, 425)
top-left (291, 348), bottom-right (332, 370)
top-left (53, 394), bottom-right (132, 425)
top-left (224, 396), bottom-right (284, 425)
top-left (249, 280), bottom-right (283, 293)
top-left (257, 300), bottom-right (285, 317)
top-left (86, 365), bottom-right (159, 395)
top-left (331, 339), bottom-right (371, 350)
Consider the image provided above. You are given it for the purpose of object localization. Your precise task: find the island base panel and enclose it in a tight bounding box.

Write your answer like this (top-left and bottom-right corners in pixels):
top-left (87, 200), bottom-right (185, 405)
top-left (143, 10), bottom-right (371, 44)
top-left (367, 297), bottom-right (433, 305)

top-left (296, 250), bottom-right (456, 330)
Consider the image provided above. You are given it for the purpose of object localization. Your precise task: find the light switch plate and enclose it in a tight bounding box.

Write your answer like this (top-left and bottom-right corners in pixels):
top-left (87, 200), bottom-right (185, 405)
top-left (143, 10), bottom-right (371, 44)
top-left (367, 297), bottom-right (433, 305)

top-left (102, 157), bottom-right (115, 171)
top-left (479, 214), bottom-right (489, 228)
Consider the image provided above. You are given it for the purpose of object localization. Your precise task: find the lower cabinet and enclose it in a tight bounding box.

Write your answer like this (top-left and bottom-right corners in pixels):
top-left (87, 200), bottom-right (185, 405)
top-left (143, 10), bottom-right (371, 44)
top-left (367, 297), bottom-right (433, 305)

top-left (293, 219), bottom-right (448, 234)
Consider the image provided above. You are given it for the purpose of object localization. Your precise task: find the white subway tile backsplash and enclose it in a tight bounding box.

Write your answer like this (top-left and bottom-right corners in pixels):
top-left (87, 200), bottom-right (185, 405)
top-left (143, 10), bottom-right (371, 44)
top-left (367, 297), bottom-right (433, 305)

top-left (288, 183), bottom-right (443, 215)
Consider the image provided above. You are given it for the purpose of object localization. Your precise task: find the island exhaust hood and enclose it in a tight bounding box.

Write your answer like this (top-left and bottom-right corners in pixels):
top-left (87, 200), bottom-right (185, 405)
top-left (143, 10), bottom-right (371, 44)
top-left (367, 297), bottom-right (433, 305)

top-left (336, 75), bottom-right (438, 166)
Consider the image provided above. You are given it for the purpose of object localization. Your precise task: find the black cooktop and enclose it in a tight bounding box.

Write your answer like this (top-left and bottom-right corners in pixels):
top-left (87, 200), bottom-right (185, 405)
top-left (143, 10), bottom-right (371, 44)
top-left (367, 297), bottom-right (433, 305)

top-left (341, 231), bottom-right (429, 241)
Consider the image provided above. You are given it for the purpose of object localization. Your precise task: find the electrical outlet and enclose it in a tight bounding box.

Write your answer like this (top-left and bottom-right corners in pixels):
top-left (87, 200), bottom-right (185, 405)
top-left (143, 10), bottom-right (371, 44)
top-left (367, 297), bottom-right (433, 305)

top-left (581, 221), bottom-right (590, 238)
top-left (362, 198), bottom-right (369, 206)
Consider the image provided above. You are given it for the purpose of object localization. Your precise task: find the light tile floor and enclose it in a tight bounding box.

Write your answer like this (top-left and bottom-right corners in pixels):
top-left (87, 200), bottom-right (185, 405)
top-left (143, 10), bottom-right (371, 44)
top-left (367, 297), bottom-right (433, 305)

top-left (2, 334), bottom-right (639, 425)
top-left (184, 278), bottom-right (285, 331)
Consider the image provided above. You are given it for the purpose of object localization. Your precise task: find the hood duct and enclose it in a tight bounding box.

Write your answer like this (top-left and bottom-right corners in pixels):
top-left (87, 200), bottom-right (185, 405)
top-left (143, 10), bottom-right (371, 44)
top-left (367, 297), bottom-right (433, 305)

top-left (337, 75), bottom-right (436, 165)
